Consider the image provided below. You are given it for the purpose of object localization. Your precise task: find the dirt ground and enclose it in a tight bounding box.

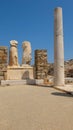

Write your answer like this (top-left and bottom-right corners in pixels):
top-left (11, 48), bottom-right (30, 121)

top-left (0, 85), bottom-right (73, 130)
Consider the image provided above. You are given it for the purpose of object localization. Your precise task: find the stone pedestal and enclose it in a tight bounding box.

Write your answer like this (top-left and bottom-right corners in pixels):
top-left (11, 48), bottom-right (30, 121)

top-left (7, 65), bottom-right (34, 80)
top-left (54, 7), bottom-right (64, 86)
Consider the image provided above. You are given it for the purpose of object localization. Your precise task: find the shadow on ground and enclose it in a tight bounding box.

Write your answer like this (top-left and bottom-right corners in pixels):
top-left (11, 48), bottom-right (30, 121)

top-left (51, 92), bottom-right (73, 97)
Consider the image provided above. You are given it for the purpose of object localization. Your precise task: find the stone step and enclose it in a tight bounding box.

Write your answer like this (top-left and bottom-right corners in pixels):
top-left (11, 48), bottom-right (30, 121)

top-left (1, 80), bottom-right (27, 86)
top-left (1, 79), bottom-right (44, 86)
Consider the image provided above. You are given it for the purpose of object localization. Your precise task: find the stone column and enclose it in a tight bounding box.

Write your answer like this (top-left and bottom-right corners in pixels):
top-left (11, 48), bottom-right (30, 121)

top-left (54, 7), bottom-right (64, 86)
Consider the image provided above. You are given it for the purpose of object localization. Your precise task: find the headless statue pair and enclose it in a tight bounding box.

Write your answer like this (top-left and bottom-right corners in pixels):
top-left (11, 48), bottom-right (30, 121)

top-left (9, 40), bottom-right (32, 66)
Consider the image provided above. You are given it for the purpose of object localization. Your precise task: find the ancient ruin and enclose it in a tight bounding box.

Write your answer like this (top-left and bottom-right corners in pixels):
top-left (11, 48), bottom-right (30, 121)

top-left (0, 47), bottom-right (8, 80)
top-left (54, 7), bottom-right (64, 86)
top-left (22, 41), bottom-right (32, 65)
top-left (0, 7), bottom-right (73, 89)
top-left (34, 50), bottom-right (48, 79)
top-left (6, 40), bottom-right (34, 81)
top-left (9, 40), bottom-right (19, 66)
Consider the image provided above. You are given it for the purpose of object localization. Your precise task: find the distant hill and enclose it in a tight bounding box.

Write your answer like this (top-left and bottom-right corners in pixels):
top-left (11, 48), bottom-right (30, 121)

top-left (48, 59), bottom-right (73, 77)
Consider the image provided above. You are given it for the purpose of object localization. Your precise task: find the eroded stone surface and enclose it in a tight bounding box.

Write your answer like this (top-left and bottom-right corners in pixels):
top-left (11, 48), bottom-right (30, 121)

top-left (54, 7), bottom-right (64, 86)
top-left (0, 46), bottom-right (8, 80)
top-left (7, 65), bottom-right (34, 80)
top-left (22, 41), bottom-right (32, 65)
top-left (34, 50), bottom-right (48, 79)
top-left (9, 40), bottom-right (19, 66)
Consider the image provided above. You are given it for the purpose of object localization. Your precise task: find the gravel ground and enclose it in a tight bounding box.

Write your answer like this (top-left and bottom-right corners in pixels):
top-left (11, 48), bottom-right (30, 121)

top-left (0, 85), bottom-right (73, 130)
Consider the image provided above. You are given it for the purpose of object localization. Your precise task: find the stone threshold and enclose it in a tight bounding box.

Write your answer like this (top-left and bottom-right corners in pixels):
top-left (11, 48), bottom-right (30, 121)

top-left (54, 85), bottom-right (73, 95)
top-left (0, 79), bottom-right (44, 86)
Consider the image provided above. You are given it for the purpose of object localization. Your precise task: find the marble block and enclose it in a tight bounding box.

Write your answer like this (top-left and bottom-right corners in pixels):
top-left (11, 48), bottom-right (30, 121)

top-left (7, 65), bottom-right (34, 80)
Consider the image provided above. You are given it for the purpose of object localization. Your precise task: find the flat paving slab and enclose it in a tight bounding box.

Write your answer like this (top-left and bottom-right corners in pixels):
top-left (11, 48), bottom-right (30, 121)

top-left (0, 85), bottom-right (73, 130)
top-left (54, 84), bottom-right (73, 95)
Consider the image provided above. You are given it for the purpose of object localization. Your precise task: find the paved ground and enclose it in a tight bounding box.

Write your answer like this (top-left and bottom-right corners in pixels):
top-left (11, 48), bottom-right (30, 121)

top-left (0, 85), bottom-right (73, 130)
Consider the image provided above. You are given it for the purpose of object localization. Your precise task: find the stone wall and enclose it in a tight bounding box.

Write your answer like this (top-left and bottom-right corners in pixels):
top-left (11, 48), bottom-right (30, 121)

top-left (34, 50), bottom-right (48, 79)
top-left (0, 46), bottom-right (8, 80)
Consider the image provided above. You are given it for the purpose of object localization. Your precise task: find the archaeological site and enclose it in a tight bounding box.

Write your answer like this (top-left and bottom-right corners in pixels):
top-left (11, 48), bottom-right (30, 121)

top-left (0, 7), bottom-right (73, 94)
top-left (0, 5), bottom-right (73, 130)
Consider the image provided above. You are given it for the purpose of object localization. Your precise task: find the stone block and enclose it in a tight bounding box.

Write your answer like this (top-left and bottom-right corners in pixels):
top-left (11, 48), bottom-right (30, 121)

top-left (7, 65), bottom-right (34, 80)
top-left (1, 79), bottom-right (44, 86)
top-left (1, 80), bottom-right (27, 86)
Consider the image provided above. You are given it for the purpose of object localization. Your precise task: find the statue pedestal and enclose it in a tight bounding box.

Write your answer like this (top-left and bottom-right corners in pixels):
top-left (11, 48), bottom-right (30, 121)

top-left (7, 65), bottom-right (34, 80)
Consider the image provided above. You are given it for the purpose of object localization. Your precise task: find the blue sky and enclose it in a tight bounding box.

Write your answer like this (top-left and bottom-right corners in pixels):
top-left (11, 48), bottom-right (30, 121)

top-left (0, 0), bottom-right (73, 64)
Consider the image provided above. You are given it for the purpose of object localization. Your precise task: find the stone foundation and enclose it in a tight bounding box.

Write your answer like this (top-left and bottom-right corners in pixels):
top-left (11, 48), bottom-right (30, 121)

top-left (7, 65), bottom-right (34, 80)
top-left (1, 79), bottom-right (44, 86)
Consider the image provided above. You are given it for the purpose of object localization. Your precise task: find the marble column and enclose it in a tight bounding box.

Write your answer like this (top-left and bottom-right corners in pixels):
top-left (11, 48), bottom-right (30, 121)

top-left (54, 7), bottom-right (64, 86)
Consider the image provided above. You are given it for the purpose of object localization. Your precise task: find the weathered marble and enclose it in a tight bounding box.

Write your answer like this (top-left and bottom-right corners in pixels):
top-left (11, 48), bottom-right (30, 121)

top-left (9, 40), bottom-right (19, 66)
top-left (7, 65), bottom-right (34, 80)
top-left (22, 41), bottom-right (32, 65)
top-left (54, 7), bottom-right (64, 86)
